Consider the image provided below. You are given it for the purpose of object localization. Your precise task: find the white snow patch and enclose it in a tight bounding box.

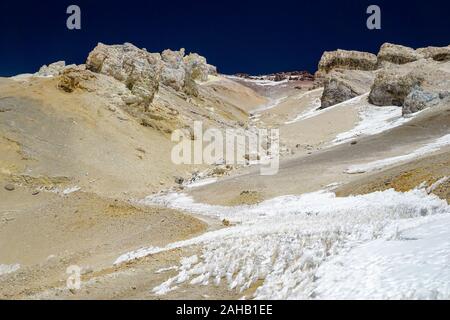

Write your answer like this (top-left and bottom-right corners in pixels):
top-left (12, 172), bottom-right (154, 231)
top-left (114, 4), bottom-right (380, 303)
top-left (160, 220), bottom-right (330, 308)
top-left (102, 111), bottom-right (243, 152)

top-left (116, 188), bottom-right (450, 299)
top-left (185, 178), bottom-right (218, 189)
top-left (250, 96), bottom-right (288, 113)
top-left (226, 75), bottom-right (289, 87)
top-left (293, 88), bottom-right (323, 100)
top-left (346, 134), bottom-right (450, 174)
top-left (62, 186), bottom-right (81, 195)
top-left (38, 185), bottom-right (82, 196)
top-left (284, 98), bottom-right (321, 124)
top-left (314, 215), bottom-right (450, 299)
top-left (333, 104), bottom-right (415, 145)
top-left (285, 93), bottom-right (368, 124)
top-left (323, 182), bottom-right (342, 191)
top-left (427, 176), bottom-right (449, 194)
top-left (155, 266), bottom-right (179, 274)
top-left (0, 264), bottom-right (20, 276)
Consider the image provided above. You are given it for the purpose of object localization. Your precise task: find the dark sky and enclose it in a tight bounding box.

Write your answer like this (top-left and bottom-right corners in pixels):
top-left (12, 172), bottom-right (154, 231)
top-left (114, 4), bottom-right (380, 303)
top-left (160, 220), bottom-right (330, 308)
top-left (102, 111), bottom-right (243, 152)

top-left (0, 0), bottom-right (449, 76)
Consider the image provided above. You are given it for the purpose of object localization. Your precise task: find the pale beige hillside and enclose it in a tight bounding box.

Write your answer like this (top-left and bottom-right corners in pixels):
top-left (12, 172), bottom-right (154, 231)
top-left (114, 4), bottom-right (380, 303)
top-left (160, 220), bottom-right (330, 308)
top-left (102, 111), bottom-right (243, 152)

top-left (0, 71), bottom-right (266, 199)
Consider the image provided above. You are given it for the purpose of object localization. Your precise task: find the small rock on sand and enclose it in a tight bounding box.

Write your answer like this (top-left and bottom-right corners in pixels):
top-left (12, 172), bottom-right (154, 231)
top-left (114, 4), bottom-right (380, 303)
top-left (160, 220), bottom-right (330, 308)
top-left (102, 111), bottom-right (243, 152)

top-left (4, 184), bottom-right (15, 191)
top-left (174, 176), bottom-right (184, 184)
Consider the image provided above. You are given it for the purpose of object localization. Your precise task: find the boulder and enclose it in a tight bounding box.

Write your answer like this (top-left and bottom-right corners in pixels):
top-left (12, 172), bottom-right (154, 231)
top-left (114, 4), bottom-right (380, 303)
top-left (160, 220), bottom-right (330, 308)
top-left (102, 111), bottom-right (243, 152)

top-left (317, 49), bottom-right (377, 74)
top-left (402, 86), bottom-right (440, 115)
top-left (86, 42), bottom-right (163, 107)
top-left (369, 70), bottom-right (424, 106)
top-left (416, 46), bottom-right (450, 62)
top-left (377, 43), bottom-right (423, 66)
top-left (320, 70), bottom-right (375, 108)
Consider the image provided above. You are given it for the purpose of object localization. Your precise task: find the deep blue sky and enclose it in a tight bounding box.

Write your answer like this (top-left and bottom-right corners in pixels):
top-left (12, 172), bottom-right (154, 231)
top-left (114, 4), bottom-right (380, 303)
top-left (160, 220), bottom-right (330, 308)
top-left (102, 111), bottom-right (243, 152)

top-left (0, 0), bottom-right (449, 76)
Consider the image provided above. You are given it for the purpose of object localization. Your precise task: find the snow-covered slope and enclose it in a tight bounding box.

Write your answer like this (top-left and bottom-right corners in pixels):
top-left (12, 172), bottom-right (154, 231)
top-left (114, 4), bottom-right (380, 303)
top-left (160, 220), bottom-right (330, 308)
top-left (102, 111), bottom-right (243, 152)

top-left (115, 188), bottom-right (450, 299)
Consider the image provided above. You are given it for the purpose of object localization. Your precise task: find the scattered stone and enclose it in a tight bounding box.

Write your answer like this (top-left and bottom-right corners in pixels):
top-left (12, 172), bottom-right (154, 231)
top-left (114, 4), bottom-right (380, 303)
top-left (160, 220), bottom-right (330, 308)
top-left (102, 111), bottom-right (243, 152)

top-left (174, 176), bottom-right (184, 185)
top-left (350, 141), bottom-right (358, 145)
top-left (403, 86), bottom-right (440, 115)
top-left (222, 219), bottom-right (230, 227)
top-left (212, 167), bottom-right (227, 176)
top-left (4, 184), bottom-right (15, 191)
top-left (32, 190), bottom-right (40, 196)
top-left (439, 91), bottom-right (450, 100)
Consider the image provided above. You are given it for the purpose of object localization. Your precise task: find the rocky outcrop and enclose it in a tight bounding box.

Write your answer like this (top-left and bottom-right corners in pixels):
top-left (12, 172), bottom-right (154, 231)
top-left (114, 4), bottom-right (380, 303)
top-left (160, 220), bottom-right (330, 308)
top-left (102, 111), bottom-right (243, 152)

top-left (317, 50), bottom-right (377, 74)
top-left (377, 43), bottom-right (423, 66)
top-left (160, 48), bottom-right (217, 91)
top-left (58, 67), bottom-right (97, 93)
top-left (320, 70), bottom-right (375, 108)
top-left (183, 53), bottom-right (213, 82)
top-left (85, 43), bottom-right (217, 106)
top-left (86, 43), bottom-right (163, 108)
top-left (160, 48), bottom-right (187, 91)
top-left (402, 86), bottom-right (440, 115)
top-left (316, 43), bottom-right (449, 114)
top-left (368, 70), bottom-right (424, 106)
top-left (416, 46), bottom-right (450, 62)
top-left (182, 71), bottom-right (199, 97)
